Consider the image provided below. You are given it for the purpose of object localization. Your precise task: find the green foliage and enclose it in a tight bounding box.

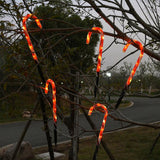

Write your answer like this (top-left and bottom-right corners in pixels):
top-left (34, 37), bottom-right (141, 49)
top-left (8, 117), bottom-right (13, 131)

top-left (1, 0), bottom-right (102, 84)
top-left (29, 4), bottom-right (102, 85)
top-left (0, 92), bottom-right (37, 123)
top-left (0, 1), bottom-right (102, 123)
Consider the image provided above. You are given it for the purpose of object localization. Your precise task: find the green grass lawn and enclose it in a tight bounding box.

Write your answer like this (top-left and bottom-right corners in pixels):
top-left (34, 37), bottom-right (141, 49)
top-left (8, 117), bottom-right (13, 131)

top-left (35, 123), bottom-right (160, 160)
top-left (78, 125), bottom-right (160, 160)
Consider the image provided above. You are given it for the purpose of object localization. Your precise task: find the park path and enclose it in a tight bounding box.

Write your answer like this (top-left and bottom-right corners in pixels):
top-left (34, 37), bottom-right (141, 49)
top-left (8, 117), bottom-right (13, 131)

top-left (0, 97), bottom-right (160, 147)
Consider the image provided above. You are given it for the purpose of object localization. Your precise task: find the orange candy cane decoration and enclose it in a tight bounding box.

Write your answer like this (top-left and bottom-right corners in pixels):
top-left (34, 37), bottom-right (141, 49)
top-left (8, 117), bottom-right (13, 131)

top-left (115, 40), bottom-right (144, 109)
top-left (22, 14), bottom-right (42, 62)
top-left (44, 79), bottom-right (57, 123)
top-left (86, 27), bottom-right (104, 73)
top-left (86, 27), bottom-right (104, 97)
top-left (123, 40), bottom-right (144, 87)
top-left (88, 103), bottom-right (108, 144)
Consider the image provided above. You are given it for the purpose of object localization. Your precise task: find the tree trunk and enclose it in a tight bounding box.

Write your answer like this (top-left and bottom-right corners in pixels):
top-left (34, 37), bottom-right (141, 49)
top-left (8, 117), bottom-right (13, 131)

top-left (38, 88), bottom-right (54, 160)
top-left (149, 84), bottom-right (152, 94)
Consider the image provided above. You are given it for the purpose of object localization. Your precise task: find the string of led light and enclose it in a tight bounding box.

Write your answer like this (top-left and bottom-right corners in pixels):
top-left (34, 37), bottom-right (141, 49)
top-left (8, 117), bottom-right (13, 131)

top-left (22, 14), bottom-right (42, 62)
top-left (44, 79), bottom-right (57, 123)
top-left (123, 40), bottom-right (144, 87)
top-left (86, 27), bottom-right (104, 97)
top-left (22, 14), bottom-right (46, 83)
top-left (86, 27), bottom-right (104, 73)
top-left (115, 40), bottom-right (144, 109)
top-left (88, 103), bottom-right (108, 160)
top-left (88, 103), bottom-right (108, 145)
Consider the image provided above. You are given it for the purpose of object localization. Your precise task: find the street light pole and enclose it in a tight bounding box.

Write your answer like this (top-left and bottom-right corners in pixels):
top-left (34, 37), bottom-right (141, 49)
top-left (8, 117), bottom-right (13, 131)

top-left (106, 72), bottom-right (111, 101)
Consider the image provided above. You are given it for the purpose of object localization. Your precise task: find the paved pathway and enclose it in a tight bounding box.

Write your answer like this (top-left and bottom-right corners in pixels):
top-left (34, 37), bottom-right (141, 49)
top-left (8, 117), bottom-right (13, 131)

top-left (0, 97), bottom-right (160, 147)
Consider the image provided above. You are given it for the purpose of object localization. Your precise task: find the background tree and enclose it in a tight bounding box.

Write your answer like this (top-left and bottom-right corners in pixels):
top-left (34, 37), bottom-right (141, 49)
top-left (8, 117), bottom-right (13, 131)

top-left (0, 0), bottom-right (160, 160)
top-left (136, 61), bottom-right (147, 93)
top-left (0, 1), bottom-right (103, 159)
top-left (48, 0), bottom-right (160, 62)
top-left (119, 62), bottom-right (132, 85)
top-left (146, 60), bottom-right (157, 94)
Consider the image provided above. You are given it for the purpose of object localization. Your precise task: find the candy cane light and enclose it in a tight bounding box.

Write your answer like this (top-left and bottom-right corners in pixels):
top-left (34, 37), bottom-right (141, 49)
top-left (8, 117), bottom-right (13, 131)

top-left (22, 14), bottom-right (42, 62)
top-left (123, 40), bottom-right (144, 87)
top-left (86, 27), bottom-right (104, 97)
top-left (86, 27), bottom-right (104, 73)
top-left (45, 79), bottom-right (57, 123)
top-left (115, 40), bottom-right (144, 109)
top-left (88, 103), bottom-right (108, 144)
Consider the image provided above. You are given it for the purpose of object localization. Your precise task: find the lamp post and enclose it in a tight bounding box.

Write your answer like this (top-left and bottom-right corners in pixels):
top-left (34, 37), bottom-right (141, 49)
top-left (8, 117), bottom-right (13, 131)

top-left (106, 72), bottom-right (111, 101)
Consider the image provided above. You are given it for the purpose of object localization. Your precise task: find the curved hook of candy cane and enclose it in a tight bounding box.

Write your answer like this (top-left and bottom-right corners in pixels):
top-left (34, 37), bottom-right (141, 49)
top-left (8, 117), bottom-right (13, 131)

top-left (22, 14), bottom-right (42, 62)
top-left (86, 27), bottom-right (104, 97)
top-left (115, 40), bottom-right (144, 110)
top-left (86, 27), bottom-right (104, 73)
top-left (88, 103), bottom-right (108, 145)
top-left (123, 40), bottom-right (144, 88)
top-left (44, 79), bottom-right (57, 123)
